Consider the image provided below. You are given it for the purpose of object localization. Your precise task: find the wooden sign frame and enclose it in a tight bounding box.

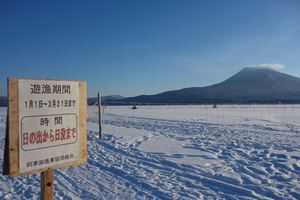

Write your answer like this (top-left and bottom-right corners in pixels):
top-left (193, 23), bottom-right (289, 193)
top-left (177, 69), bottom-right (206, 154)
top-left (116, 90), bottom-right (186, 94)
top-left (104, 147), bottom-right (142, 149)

top-left (3, 78), bottom-right (87, 177)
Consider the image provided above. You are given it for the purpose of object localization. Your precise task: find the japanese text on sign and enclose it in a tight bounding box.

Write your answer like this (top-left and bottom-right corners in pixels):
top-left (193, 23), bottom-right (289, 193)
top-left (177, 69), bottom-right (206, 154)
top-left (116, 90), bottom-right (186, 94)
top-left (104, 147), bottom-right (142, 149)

top-left (18, 80), bottom-right (80, 173)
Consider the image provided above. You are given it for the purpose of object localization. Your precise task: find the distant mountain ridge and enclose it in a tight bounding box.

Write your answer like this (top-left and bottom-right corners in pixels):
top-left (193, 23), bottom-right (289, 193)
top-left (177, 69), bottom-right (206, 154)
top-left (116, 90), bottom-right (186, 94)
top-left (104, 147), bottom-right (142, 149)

top-left (0, 95), bottom-right (125, 107)
top-left (122, 67), bottom-right (300, 104)
top-left (88, 95), bottom-right (124, 105)
top-left (2, 67), bottom-right (300, 106)
top-left (0, 97), bottom-right (7, 107)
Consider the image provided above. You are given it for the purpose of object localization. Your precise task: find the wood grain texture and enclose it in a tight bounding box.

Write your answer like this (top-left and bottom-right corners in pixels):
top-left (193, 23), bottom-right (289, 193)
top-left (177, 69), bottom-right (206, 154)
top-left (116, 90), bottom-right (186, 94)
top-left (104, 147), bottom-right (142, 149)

top-left (79, 81), bottom-right (87, 163)
top-left (41, 169), bottom-right (54, 200)
top-left (8, 78), bottom-right (20, 177)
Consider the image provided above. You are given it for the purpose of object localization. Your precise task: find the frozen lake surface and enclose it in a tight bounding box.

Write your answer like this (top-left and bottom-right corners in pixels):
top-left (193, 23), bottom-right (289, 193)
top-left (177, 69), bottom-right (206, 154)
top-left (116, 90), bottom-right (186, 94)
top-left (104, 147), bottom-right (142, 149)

top-left (0, 105), bottom-right (299, 199)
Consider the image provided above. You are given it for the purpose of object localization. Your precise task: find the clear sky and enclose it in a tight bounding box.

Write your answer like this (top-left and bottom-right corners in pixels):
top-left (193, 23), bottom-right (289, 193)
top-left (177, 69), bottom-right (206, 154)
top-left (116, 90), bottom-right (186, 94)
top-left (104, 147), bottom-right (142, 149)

top-left (1, 0), bottom-right (300, 97)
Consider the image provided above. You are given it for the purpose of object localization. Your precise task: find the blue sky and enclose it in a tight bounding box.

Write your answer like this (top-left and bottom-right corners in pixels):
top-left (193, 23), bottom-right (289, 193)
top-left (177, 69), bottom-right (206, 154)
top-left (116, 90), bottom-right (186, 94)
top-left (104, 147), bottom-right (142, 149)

top-left (1, 0), bottom-right (300, 97)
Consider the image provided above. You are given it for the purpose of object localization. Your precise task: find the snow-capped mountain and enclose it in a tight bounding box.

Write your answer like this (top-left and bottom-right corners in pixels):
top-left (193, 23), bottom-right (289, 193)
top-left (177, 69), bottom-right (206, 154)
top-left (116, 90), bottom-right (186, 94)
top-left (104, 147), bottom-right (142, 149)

top-left (122, 67), bottom-right (300, 104)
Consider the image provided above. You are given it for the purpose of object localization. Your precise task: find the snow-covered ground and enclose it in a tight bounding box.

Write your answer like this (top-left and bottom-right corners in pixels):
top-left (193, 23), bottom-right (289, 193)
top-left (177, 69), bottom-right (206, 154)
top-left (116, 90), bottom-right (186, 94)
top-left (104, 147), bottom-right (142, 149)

top-left (0, 105), bottom-right (300, 199)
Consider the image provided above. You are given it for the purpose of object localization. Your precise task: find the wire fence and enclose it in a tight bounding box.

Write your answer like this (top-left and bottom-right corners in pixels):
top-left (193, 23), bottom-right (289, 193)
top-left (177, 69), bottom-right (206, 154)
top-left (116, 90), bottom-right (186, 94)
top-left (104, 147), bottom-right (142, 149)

top-left (97, 104), bottom-right (300, 126)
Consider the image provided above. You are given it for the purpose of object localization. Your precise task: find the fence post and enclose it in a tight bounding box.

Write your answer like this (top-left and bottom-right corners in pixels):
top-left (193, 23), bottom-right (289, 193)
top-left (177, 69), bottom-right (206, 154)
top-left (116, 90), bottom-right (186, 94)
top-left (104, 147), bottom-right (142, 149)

top-left (98, 92), bottom-right (102, 139)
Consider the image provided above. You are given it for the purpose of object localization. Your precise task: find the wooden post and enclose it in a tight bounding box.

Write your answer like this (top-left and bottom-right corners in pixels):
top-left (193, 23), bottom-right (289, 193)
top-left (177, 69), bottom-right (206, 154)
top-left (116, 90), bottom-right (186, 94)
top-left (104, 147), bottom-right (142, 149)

top-left (2, 113), bottom-right (9, 175)
top-left (98, 92), bottom-right (102, 139)
top-left (41, 169), bottom-right (54, 200)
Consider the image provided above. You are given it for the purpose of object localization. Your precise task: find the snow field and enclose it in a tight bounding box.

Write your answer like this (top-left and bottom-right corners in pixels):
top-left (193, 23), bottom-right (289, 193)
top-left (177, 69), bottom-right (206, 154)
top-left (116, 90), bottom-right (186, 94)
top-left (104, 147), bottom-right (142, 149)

top-left (0, 105), bottom-right (299, 199)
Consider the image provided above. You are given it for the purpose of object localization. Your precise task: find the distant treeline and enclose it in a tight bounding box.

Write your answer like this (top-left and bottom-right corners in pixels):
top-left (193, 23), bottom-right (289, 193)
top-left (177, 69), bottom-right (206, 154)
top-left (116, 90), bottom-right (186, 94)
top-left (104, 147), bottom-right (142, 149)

top-left (0, 97), bottom-right (7, 107)
top-left (88, 99), bottom-right (300, 106)
top-left (1, 96), bottom-right (300, 107)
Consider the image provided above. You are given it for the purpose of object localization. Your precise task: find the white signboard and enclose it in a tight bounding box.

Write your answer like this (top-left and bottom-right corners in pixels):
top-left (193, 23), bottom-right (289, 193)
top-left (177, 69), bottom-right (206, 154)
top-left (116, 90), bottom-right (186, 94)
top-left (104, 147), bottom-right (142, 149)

top-left (18, 80), bottom-right (80, 173)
